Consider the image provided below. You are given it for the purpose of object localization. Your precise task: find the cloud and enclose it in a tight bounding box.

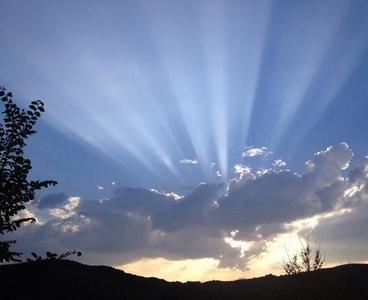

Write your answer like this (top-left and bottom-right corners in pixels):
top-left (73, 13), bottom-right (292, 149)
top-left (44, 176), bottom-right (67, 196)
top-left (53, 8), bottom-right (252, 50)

top-left (179, 158), bottom-right (199, 165)
top-left (49, 197), bottom-right (81, 219)
top-left (218, 144), bottom-right (354, 231)
top-left (242, 146), bottom-right (271, 158)
top-left (312, 201), bottom-right (368, 264)
top-left (11, 208), bottom-right (38, 225)
top-left (149, 188), bottom-right (183, 201)
top-left (272, 159), bottom-right (286, 168)
top-left (12, 143), bottom-right (368, 273)
top-left (36, 193), bottom-right (68, 209)
top-left (304, 143), bottom-right (352, 179)
top-left (233, 164), bottom-right (252, 177)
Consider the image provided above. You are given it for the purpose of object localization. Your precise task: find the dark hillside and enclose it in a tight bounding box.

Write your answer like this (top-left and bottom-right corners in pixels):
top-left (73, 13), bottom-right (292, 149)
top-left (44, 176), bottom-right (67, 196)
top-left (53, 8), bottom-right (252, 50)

top-left (0, 260), bottom-right (368, 299)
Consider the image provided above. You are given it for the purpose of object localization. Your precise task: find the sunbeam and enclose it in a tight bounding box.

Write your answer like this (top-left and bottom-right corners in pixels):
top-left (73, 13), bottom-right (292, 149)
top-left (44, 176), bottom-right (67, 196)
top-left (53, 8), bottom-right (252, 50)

top-left (1, 0), bottom-right (368, 187)
top-left (2, 0), bottom-right (368, 287)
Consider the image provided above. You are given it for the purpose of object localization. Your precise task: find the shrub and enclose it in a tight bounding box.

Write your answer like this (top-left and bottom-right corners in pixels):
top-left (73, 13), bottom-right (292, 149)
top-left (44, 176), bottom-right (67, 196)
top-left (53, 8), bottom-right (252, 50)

top-left (283, 238), bottom-right (324, 275)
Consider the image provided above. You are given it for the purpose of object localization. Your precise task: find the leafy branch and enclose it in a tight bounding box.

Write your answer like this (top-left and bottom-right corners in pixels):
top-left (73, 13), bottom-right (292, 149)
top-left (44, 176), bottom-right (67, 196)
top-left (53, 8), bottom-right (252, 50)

top-left (0, 87), bottom-right (57, 262)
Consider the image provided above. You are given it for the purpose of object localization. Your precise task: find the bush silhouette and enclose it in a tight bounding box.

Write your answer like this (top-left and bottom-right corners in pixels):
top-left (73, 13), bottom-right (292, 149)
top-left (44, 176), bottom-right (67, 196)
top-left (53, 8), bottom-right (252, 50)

top-left (0, 87), bottom-right (57, 262)
top-left (283, 238), bottom-right (324, 275)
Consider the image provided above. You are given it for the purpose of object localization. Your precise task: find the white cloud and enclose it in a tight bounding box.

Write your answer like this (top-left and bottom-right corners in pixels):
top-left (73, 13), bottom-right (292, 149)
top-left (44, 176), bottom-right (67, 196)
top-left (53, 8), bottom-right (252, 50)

top-left (256, 168), bottom-right (272, 176)
top-left (149, 188), bottom-right (183, 201)
top-left (344, 184), bottom-right (364, 198)
top-left (234, 164), bottom-right (252, 176)
top-left (229, 164), bottom-right (254, 191)
top-left (179, 158), bottom-right (199, 165)
top-left (272, 159), bottom-right (287, 168)
top-left (224, 237), bottom-right (253, 258)
top-left (242, 146), bottom-right (271, 158)
top-left (49, 197), bottom-right (80, 219)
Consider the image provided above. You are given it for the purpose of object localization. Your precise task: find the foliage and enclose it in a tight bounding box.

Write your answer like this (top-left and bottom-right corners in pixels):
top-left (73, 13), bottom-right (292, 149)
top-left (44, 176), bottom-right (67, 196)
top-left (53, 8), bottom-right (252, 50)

top-left (283, 238), bottom-right (324, 275)
top-left (0, 87), bottom-right (57, 262)
top-left (26, 250), bottom-right (82, 262)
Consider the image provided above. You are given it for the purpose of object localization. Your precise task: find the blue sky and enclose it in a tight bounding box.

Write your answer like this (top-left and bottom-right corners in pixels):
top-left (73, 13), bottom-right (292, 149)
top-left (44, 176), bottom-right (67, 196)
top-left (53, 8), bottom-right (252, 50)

top-left (1, 0), bottom-right (368, 281)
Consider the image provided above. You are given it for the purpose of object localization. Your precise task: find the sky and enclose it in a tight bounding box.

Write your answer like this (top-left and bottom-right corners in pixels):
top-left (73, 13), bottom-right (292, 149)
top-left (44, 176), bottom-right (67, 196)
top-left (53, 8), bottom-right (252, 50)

top-left (1, 0), bottom-right (368, 281)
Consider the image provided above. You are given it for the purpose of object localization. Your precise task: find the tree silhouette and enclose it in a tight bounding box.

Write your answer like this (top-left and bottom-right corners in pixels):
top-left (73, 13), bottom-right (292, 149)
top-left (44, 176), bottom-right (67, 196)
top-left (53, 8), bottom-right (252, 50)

top-left (0, 87), bottom-right (57, 262)
top-left (283, 238), bottom-right (324, 275)
top-left (26, 250), bottom-right (82, 262)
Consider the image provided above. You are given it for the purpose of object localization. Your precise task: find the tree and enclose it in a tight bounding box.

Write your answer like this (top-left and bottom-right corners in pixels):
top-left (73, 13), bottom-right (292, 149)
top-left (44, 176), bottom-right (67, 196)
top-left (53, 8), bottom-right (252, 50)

top-left (283, 237), bottom-right (324, 275)
top-left (0, 87), bottom-right (57, 262)
top-left (26, 250), bottom-right (82, 262)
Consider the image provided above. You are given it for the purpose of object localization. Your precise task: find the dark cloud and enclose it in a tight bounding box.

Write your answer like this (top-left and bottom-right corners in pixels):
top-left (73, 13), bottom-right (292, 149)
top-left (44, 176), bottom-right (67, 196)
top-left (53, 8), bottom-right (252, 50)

top-left (312, 202), bottom-right (368, 264)
top-left (12, 144), bottom-right (368, 269)
top-left (214, 143), bottom-right (353, 234)
top-left (36, 192), bottom-right (68, 209)
top-left (152, 183), bottom-right (224, 232)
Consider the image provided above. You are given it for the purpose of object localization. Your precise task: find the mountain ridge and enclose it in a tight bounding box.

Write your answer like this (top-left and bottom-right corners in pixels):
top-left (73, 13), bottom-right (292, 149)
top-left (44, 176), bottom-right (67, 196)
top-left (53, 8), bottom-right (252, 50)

top-left (1, 259), bottom-right (367, 299)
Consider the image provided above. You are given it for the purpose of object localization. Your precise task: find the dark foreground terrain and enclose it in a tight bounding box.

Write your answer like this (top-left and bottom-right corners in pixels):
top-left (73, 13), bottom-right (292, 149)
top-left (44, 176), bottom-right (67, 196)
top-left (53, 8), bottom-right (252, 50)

top-left (0, 260), bottom-right (368, 299)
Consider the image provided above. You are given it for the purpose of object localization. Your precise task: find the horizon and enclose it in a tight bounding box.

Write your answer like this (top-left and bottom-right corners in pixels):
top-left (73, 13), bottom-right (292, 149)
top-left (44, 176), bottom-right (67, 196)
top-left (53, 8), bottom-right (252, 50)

top-left (1, 0), bottom-right (368, 282)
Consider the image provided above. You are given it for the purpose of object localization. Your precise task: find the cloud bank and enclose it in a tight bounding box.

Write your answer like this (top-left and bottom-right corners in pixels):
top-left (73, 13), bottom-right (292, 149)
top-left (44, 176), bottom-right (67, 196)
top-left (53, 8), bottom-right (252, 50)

top-left (12, 143), bottom-right (368, 273)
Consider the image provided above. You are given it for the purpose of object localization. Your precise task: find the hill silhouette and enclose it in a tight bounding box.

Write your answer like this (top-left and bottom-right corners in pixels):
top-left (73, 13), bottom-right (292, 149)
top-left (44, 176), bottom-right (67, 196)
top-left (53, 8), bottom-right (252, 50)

top-left (1, 260), bottom-right (368, 299)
